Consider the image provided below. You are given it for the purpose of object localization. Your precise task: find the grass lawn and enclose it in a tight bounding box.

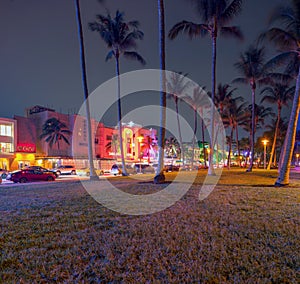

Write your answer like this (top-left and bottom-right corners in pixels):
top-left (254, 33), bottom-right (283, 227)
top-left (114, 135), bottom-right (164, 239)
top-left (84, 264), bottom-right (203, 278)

top-left (0, 169), bottom-right (299, 283)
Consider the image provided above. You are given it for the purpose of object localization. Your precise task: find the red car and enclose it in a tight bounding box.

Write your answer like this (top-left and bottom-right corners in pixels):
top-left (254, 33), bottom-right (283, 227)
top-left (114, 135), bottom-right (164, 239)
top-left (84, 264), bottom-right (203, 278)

top-left (7, 168), bottom-right (56, 183)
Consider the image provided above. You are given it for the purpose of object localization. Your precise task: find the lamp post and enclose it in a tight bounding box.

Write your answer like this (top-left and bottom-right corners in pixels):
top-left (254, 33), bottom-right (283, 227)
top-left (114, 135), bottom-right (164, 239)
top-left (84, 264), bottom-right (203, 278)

top-left (296, 153), bottom-right (299, 166)
top-left (262, 139), bottom-right (268, 169)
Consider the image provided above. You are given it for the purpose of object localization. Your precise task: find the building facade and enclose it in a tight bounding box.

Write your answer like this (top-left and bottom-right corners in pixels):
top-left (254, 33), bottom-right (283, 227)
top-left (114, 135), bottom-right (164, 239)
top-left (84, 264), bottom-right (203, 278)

top-left (0, 117), bottom-right (16, 170)
top-left (4, 106), bottom-right (157, 171)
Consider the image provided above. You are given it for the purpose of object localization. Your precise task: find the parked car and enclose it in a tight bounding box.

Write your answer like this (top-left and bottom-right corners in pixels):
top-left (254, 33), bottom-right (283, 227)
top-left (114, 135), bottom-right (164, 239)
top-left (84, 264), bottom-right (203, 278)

top-left (23, 166), bottom-right (59, 177)
top-left (111, 164), bottom-right (122, 176)
top-left (7, 168), bottom-right (56, 183)
top-left (76, 168), bottom-right (104, 177)
top-left (53, 165), bottom-right (76, 176)
top-left (163, 164), bottom-right (180, 172)
top-left (134, 163), bottom-right (155, 174)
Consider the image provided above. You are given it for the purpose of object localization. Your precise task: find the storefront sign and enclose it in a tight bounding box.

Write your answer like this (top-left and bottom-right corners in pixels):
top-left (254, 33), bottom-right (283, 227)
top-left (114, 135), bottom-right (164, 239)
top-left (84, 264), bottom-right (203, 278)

top-left (16, 143), bottom-right (36, 153)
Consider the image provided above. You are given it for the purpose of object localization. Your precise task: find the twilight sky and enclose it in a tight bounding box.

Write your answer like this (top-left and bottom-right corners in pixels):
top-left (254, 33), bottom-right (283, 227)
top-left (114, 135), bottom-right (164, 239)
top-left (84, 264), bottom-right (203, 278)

top-left (1, 0), bottom-right (298, 139)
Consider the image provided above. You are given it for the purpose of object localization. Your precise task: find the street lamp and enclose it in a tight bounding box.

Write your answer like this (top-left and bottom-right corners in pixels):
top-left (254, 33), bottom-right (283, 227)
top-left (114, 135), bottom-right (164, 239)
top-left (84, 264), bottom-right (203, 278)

top-left (296, 153), bottom-right (299, 166)
top-left (262, 139), bottom-right (268, 169)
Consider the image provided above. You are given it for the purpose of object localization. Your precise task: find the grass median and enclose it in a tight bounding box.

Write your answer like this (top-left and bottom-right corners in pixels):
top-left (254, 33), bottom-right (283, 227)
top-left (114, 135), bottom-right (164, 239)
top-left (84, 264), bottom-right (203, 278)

top-left (0, 169), bottom-right (299, 283)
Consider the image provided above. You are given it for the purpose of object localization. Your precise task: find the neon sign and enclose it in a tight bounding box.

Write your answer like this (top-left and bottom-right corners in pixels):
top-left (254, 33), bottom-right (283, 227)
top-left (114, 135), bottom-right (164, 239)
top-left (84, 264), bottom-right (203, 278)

top-left (16, 143), bottom-right (36, 153)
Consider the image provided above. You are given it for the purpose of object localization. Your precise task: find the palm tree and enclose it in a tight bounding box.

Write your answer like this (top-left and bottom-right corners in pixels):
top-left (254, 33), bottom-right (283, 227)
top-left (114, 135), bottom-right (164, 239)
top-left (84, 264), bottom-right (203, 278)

top-left (89, 10), bottom-right (146, 176)
top-left (214, 83), bottom-right (243, 167)
top-left (74, 0), bottom-right (99, 180)
top-left (262, 0), bottom-right (300, 185)
top-left (241, 103), bottom-right (274, 164)
top-left (168, 0), bottom-right (243, 175)
top-left (40, 118), bottom-right (72, 150)
top-left (183, 86), bottom-right (210, 169)
top-left (214, 83), bottom-right (237, 114)
top-left (233, 45), bottom-right (269, 172)
top-left (154, 0), bottom-right (167, 184)
top-left (222, 98), bottom-right (247, 169)
top-left (167, 72), bottom-right (192, 166)
top-left (239, 137), bottom-right (250, 167)
top-left (105, 133), bottom-right (119, 160)
top-left (165, 137), bottom-right (181, 159)
top-left (260, 81), bottom-right (295, 169)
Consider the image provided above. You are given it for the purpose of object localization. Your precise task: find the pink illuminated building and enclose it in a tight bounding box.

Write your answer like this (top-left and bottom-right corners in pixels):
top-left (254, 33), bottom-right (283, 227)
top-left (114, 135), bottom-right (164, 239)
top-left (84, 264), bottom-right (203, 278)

top-left (3, 106), bottom-right (157, 171)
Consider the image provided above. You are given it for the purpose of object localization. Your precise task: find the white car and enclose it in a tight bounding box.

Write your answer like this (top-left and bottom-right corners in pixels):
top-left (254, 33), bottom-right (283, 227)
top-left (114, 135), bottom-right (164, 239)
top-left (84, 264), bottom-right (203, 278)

top-left (53, 165), bottom-right (76, 176)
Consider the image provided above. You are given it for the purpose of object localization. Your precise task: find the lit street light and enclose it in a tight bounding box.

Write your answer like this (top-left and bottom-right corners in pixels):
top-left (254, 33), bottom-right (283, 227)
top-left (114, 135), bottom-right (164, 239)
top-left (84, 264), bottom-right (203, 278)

top-left (296, 153), bottom-right (299, 166)
top-left (262, 139), bottom-right (268, 170)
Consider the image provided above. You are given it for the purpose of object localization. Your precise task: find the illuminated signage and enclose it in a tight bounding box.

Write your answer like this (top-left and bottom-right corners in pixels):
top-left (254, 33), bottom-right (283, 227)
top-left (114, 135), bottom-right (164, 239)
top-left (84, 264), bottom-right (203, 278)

top-left (16, 143), bottom-right (36, 153)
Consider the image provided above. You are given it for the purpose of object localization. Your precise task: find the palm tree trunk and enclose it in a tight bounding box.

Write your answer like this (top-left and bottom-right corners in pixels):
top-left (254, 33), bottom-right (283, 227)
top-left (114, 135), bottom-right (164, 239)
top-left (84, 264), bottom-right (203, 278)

top-left (247, 86), bottom-right (256, 172)
top-left (175, 100), bottom-right (185, 165)
top-left (277, 133), bottom-right (286, 172)
top-left (275, 67), bottom-right (300, 186)
top-left (267, 109), bottom-right (281, 170)
top-left (191, 108), bottom-right (197, 169)
top-left (235, 126), bottom-right (241, 167)
top-left (214, 124), bottom-right (220, 168)
top-left (227, 127), bottom-right (234, 170)
top-left (201, 119), bottom-right (206, 167)
top-left (74, 0), bottom-right (98, 180)
top-left (115, 53), bottom-right (128, 176)
top-left (208, 31), bottom-right (217, 176)
top-left (154, 0), bottom-right (166, 183)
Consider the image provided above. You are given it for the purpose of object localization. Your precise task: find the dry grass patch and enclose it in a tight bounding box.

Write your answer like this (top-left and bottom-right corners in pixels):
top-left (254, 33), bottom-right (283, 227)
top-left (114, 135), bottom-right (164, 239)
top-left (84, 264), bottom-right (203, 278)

top-left (0, 172), bottom-right (299, 283)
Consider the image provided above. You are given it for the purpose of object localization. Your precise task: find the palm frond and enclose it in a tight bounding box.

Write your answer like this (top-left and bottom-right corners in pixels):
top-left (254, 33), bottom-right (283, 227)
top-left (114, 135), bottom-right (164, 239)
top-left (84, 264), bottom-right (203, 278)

top-left (266, 72), bottom-right (294, 84)
top-left (121, 30), bottom-right (144, 50)
top-left (168, 21), bottom-right (209, 40)
top-left (105, 50), bottom-right (114, 61)
top-left (220, 26), bottom-right (243, 40)
top-left (221, 0), bottom-right (243, 25)
top-left (128, 20), bottom-right (140, 29)
top-left (61, 135), bottom-right (70, 145)
top-left (231, 77), bottom-right (249, 85)
top-left (268, 5), bottom-right (295, 26)
top-left (284, 54), bottom-right (300, 78)
top-left (264, 51), bottom-right (297, 71)
top-left (123, 51), bottom-right (146, 65)
top-left (264, 28), bottom-right (298, 51)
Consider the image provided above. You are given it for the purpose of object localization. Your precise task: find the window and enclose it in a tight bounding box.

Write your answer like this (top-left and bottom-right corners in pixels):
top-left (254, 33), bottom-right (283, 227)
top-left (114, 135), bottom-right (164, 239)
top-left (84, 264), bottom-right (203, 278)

top-left (0, 142), bottom-right (13, 154)
top-left (0, 124), bottom-right (12, 137)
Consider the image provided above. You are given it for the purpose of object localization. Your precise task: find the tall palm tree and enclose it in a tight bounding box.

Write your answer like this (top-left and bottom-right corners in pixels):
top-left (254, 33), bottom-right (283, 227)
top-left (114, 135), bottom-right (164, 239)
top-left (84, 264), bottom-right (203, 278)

top-left (214, 83), bottom-right (242, 167)
top-left (214, 83), bottom-right (237, 114)
top-left (89, 10), bottom-right (146, 176)
top-left (74, 0), bottom-right (99, 180)
top-left (233, 45), bottom-right (269, 172)
top-left (222, 98), bottom-right (247, 169)
top-left (262, 0), bottom-right (300, 186)
top-left (154, 0), bottom-right (167, 184)
top-left (167, 72), bottom-right (192, 166)
top-left (241, 103), bottom-right (274, 164)
top-left (168, 0), bottom-right (243, 175)
top-left (260, 81), bottom-right (295, 169)
top-left (183, 86), bottom-right (210, 168)
top-left (40, 118), bottom-right (72, 150)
